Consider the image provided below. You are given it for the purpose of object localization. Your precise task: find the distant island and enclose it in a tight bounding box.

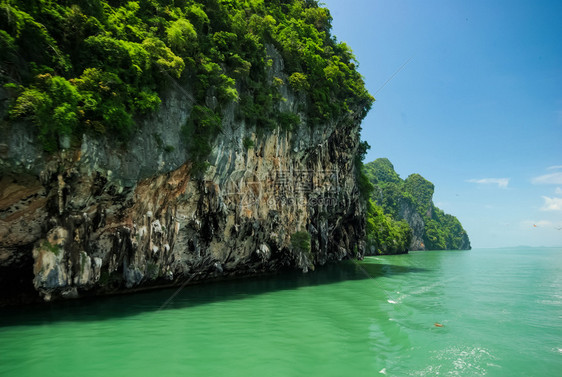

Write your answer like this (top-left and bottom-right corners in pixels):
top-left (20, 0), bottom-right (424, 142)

top-left (363, 158), bottom-right (471, 254)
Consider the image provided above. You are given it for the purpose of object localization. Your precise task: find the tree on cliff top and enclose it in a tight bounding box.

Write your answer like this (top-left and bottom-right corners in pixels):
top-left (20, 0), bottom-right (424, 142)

top-left (363, 158), bottom-right (401, 184)
top-left (0, 0), bottom-right (373, 153)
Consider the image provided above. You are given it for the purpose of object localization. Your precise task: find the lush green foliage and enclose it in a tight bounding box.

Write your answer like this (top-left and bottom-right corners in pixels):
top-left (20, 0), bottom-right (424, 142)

top-left (365, 199), bottom-right (411, 255)
top-left (403, 173), bottom-right (434, 217)
top-left (358, 153), bottom-right (413, 255)
top-left (1, 0), bottom-right (373, 161)
top-left (363, 158), bottom-right (400, 184)
top-left (363, 158), bottom-right (470, 252)
top-left (424, 207), bottom-right (468, 250)
top-left (291, 231), bottom-right (311, 255)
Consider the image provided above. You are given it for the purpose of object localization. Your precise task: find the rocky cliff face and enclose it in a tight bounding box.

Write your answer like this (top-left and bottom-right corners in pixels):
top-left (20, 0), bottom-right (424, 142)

top-left (398, 193), bottom-right (470, 252)
top-left (0, 48), bottom-right (365, 304)
top-left (457, 232), bottom-right (471, 251)
top-left (398, 198), bottom-right (425, 250)
top-left (397, 196), bottom-right (470, 252)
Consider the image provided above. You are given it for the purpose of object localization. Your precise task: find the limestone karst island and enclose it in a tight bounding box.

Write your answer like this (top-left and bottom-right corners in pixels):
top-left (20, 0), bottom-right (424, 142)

top-left (0, 0), bottom-right (468, 306)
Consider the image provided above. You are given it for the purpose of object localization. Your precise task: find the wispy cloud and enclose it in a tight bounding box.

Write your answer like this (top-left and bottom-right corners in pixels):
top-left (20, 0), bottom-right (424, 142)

top-left (532, 165), bottom-right (562, 185)
top-left (532, 172), bottom-right (562, 185)
top-left (467, 178), bottom-right (509, 188)
top-left (556, 187), bottom-right (562, 195)
top-left (541, 196), bottom-right (562, 211)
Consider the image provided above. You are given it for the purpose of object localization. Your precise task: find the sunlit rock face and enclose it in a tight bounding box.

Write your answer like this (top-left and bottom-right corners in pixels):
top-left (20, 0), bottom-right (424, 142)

top-left (0, 48), bottom-right (366, 304)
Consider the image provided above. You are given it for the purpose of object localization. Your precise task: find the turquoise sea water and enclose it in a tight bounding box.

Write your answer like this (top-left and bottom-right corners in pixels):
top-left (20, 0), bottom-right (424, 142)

top-left (1, 247), bottom-right (561, 376)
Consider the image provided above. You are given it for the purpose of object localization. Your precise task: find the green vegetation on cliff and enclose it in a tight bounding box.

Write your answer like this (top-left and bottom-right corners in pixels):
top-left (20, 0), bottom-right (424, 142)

top-left (363, 158), bottom-right (470, 254)
top-left (365, 200), bottom-right (412, 254)
top-left (0, 0), bottom-right (373, 154)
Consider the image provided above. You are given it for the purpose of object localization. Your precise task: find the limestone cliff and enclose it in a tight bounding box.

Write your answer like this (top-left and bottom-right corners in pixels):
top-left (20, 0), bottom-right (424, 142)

top-left (0, 47), bottom-right (366, 304)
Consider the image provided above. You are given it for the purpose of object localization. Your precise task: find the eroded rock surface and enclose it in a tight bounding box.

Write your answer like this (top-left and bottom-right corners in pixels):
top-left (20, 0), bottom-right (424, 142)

top-left (0, 49), bottom-right (365, 304)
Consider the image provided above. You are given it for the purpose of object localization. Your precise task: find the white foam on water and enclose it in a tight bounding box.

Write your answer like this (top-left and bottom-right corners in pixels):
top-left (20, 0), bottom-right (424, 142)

top-left (409, 364), bottom-right (441, 376)
top-left (386, 281), bottom-right (447, 306)
top-left (386, 291), bottom-right (407, 304)
top-left (379, 367), bottom-right (387, 374)
top-left (410, 346), bottom-right (498, 376)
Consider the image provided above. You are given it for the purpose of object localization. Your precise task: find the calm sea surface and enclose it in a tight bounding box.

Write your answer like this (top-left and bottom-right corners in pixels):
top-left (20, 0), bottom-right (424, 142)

top-left (1, 248), bottom-right (561, 376)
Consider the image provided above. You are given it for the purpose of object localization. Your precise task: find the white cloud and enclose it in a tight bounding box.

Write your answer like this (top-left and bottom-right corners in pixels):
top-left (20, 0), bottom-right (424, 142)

top-left (556, 187), bottom-right (562, 195)
top-left (547, 165), bottom-right (562, 170)
top-left (541, 196), bottom-right (562, 211)
top-left (532, 172), bottom-right (562, 185)
top-left (467, 178), bottom-right (509, 188)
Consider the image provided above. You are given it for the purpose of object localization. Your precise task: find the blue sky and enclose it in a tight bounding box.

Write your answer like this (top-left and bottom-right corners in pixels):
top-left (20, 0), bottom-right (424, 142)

top-left (322, 0), bottom-right (562, 247)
